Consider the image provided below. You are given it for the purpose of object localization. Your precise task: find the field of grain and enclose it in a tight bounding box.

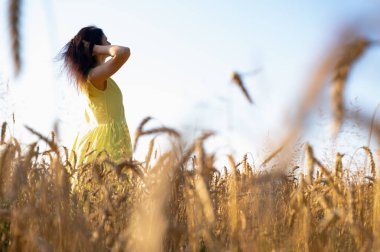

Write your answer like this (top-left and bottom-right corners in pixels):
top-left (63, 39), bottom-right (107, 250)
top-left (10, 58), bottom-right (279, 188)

top-left (2, 1), bottom-right (380, 251)
top-left (2, 52), bottom-right (380, 251)
top-left (0, 112), bottom-right (379, 252)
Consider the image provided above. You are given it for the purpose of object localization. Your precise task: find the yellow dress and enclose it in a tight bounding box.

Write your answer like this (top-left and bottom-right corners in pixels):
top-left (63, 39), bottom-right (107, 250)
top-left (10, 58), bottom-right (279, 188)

top-left (69, 77), bottom-right (132, 168)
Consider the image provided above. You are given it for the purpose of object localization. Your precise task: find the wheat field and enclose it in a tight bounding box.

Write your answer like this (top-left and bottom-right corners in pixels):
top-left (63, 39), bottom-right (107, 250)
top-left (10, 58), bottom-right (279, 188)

top-left (0, 114), bottom-right (379, 252)
top-left (2, 1), bottom-right (380, 250)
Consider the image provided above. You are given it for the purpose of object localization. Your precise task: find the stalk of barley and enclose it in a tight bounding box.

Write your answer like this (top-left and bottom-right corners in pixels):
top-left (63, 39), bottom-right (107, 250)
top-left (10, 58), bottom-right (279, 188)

top-left (195, 138), bottom-right (205, 172)
top-left (8, 0), bottom-right (22, 75)
top-left (227, 154), bottom-right (239, 249)
top-left (223, 166), bottom-right (228, 179)
top-left (1, 122), bottom-right (7, 144)
top-left (362, 146), bottom-right (376, 178)
top-left (194, 175), bottom-right (215, 226)
top-left (24, 125), bottom-right (58, 153)
top-left (362, 102), bottom-right (380, 175)
top-left (305, 143), bottom-right (314, 185)
top-left (314, 157), bottom-right (332, 179)
top-left (184, 179), bottom-right (197, 251)
top-left (144, 137), bottom-right (155, 172)
top-left (331, 37), bottom-right (370, 135)
top-left (373, 176), bottom-right (380, 249)
top-left (133, 116), bottom-right (152, 152)
top-left (174, 131), bottom-right (213, 172)
top-left (261, 143), bottom-right (285, 167)
top-left (84, 149), bottom-right (96, 159)
top-left (10, 136), bottom-right (21, 156)
top-left (50, 130), bottom-right (55, 144)
top-left (334, 152), bottom-right (344, 179)
top-left (149, 152), bottom-right (171, 175)
top-left (261, 132), bottom-right (294, 167)
top-left (231, 71), bottom-right (253, 104)
top-left (140, 127), bottom-right (180, 138)
top-left (347, 187), bottom-right (355, 224)
top-left (242, 153), bottom-right (251, 180)
top-left (23, 142), bottom-right (37, 168)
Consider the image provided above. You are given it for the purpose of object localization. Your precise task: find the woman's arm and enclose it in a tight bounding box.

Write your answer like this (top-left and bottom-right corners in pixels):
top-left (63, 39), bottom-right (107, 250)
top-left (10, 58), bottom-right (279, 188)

top-left (83, 40), bottom-right (129, 57)
top-left (84, 42), bottom-right (130, 90)
top-left (92, 44), bottom-right (129, 58)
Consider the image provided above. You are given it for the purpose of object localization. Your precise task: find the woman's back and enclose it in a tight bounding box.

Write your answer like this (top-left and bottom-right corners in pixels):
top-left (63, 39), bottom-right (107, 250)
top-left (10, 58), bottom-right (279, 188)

top-left (83, 77), bottom-right (127, 125)
top-left (70, 76), bottom-right (132, 164)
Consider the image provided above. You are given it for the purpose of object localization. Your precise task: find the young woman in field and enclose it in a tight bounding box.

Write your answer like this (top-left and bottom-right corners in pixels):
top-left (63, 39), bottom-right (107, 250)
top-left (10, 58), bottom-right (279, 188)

top-left (58, 25), bottom-right (132, 180)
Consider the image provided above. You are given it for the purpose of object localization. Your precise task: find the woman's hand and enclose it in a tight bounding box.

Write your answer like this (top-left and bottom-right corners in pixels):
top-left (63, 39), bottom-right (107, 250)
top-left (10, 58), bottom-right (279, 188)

top-left (82, 40), bottom-right (93, 56)
top-left (82, 39), bottom-right (129, 59)
top-left (82, 40), bottom-right (89, 48)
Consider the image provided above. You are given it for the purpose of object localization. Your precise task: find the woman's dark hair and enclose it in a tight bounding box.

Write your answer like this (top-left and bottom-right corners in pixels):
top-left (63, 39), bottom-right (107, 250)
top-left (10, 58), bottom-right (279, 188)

top-left (56, 25), bottom-right (104, 91)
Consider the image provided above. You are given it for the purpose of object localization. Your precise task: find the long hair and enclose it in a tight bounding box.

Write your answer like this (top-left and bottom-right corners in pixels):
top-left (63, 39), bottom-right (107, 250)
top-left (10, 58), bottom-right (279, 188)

top-left (56, 25), bottom-right (104, 91)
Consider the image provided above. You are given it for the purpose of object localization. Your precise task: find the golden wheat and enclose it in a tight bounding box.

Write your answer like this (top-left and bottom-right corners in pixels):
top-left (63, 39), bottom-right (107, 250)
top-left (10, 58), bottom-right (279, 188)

top-left (331, 37), bottom-right (370, 135)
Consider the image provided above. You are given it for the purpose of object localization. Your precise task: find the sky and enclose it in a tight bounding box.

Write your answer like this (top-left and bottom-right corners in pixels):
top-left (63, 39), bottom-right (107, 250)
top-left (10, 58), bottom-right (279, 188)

top-left (1, 0), bottom-right (380, 170)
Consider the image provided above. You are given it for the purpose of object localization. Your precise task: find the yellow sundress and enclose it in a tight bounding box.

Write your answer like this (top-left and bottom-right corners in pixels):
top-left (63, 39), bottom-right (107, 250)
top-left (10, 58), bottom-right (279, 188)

top-left (69, 77), bottom-right (132, 169)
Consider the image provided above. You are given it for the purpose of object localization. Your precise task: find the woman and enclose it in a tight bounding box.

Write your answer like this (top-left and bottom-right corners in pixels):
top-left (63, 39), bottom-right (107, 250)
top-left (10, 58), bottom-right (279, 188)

top-left (58, 25), bottom-right (133, 177)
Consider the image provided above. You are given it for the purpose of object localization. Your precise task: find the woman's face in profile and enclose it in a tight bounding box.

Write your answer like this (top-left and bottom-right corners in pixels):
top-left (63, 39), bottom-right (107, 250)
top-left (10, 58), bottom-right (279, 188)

top-left (96, 34), bottom-right (112, 64)
top-left (101, 34), bottom-right (111, 46)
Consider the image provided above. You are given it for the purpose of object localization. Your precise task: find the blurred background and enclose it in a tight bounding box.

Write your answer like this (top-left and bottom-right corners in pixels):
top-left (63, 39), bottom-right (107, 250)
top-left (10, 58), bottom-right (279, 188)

top-left (0, 0), bottom-right (380, 167)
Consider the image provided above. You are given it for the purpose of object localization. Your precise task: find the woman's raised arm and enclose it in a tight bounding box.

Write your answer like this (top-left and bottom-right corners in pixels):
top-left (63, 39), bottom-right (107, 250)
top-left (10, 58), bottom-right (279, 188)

top-left (85, 42), bottom-right (130, 90)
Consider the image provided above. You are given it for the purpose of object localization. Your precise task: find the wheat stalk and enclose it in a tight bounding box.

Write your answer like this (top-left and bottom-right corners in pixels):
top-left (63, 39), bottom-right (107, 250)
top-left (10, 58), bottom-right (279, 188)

top-left (144, 137), bottom-right (155, 172)
top-left (334, 152), bottom-right (344, 179)
top-left (362, 146), bottom-right (376, 178)
top-left (24, 125), bottom-right (58, 153)
top-left (1, 122), bottom-right (7, 145)
top-left (133, 116), bottom-right (153, 152)
top-left (8, 0), bottom-right (22, 75)
top-left (231, 71), bottom-right (254, 104)
top-left (331, 37), bottom-right (370, 135)
top-left (140, 127), bottom-right (180, 138)
top-left (305, 143), bottom-right (314, 184)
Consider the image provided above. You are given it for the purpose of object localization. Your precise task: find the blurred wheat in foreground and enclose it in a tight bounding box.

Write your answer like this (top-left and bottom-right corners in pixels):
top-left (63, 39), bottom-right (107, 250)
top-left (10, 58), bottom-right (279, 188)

top-left (0, 120), bottom-right (378, 252)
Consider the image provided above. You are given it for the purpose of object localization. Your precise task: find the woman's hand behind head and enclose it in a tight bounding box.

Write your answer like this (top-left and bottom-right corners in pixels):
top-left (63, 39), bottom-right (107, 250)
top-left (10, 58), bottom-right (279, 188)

top-left (81, 40), bottom-right (94, 56)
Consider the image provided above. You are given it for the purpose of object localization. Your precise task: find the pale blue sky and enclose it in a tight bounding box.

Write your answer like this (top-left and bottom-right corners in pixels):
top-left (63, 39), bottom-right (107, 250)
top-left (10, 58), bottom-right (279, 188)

top-left (1, 1), bottom-right (380, 167)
